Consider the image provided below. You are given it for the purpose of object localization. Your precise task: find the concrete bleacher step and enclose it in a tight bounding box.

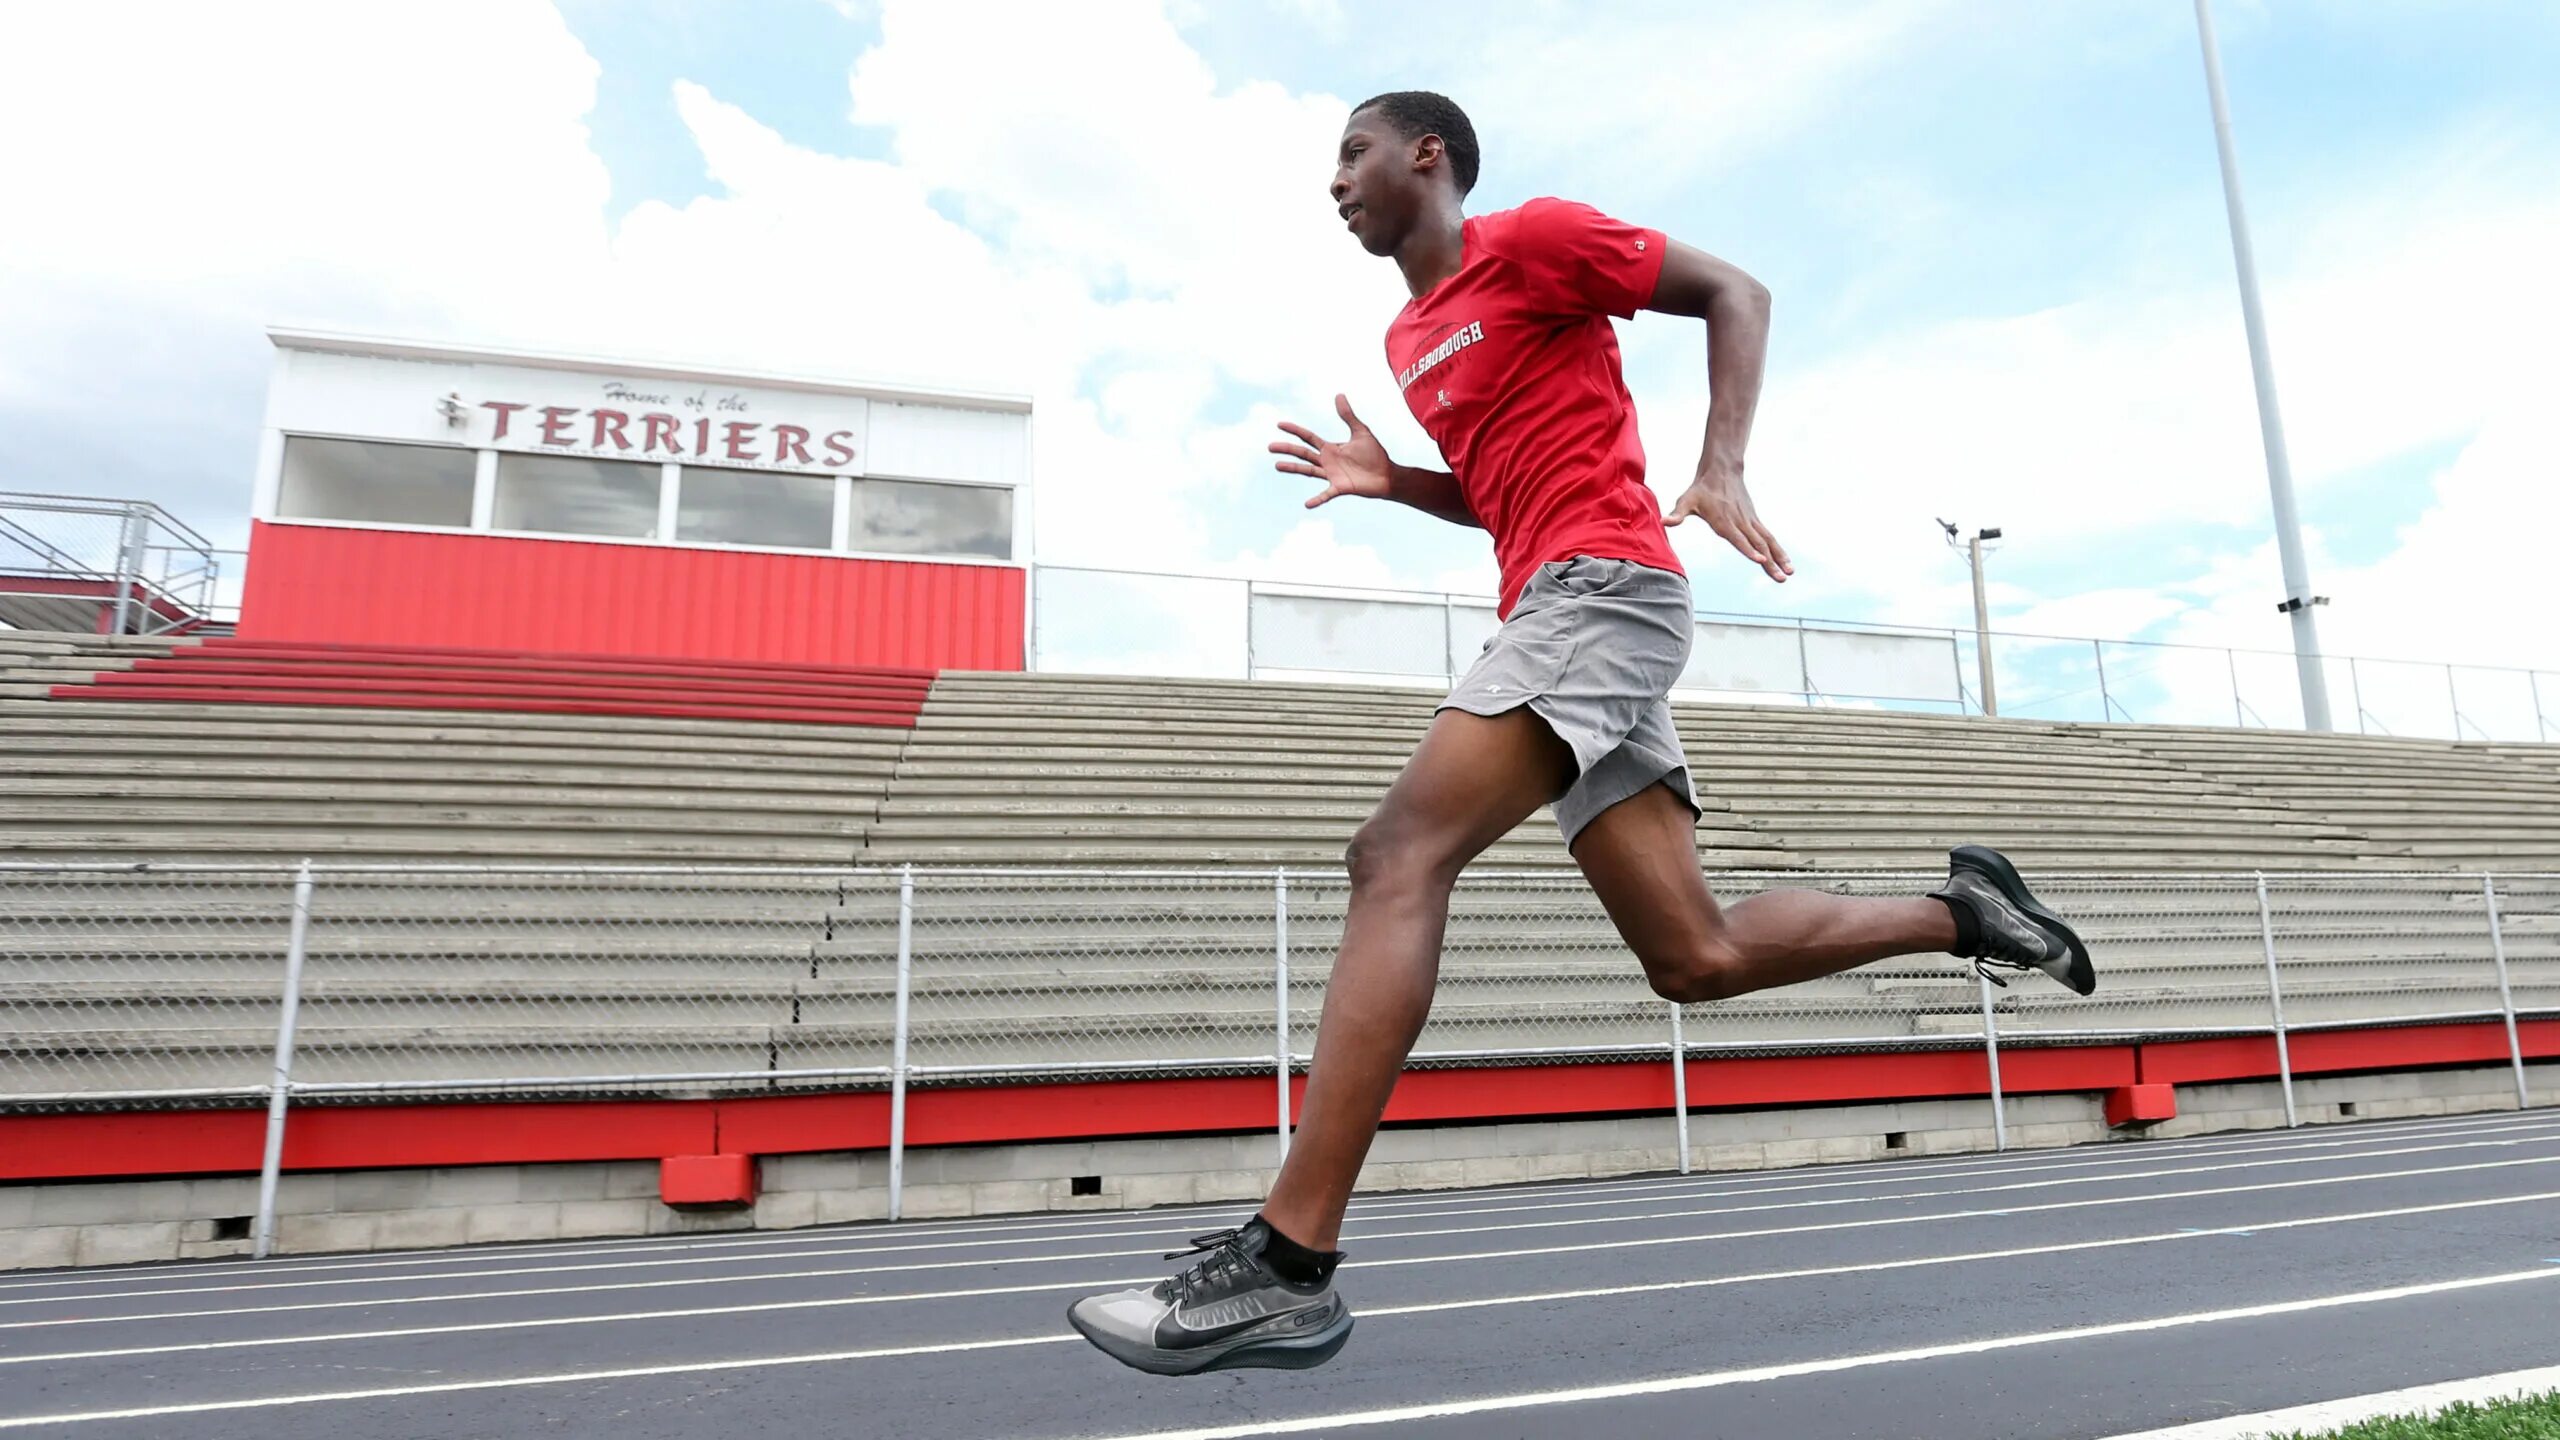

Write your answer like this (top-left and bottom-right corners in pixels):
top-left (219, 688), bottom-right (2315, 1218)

top-left (2207, 789), bottom-right (2560, 812)
top-left (0, 777), bottom-right (890, 815)
top-left (895, 745), bottom-right (1410, 770)
top-left (0, 798), bottom-right (869, 834)
top-left (896, 754), bottom-right (1412, 779)
top-left (0, 755), bottom-right (899, 791)
top-left (1776, 829), bottom-right (2364, 857)
top-left (859, 842), bottom-right (1583, 866)
top-left (7, 930), bottom-right (825, 961)
top-left (1697, 776), bottom-right (2299, 804)
top-left (917, 711), bottom-right (1436, 737)
top-left (1679, 750), bottom-right (2247, 782)
top-left (2166, 773), bottom-right (2556, 801)
top-left (886, 776), bottom-right (1401, 800)
top-left (1, 830), bottom-right (868, 864)
top-left (866, 804), bottom-right (1774, 839)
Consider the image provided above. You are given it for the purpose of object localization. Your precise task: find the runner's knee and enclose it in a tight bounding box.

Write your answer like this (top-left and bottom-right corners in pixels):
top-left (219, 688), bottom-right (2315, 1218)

top-left (1643, 934), bottom-right (1747, 1004)
top-left (1344, 813), bottom-right (1469, 895)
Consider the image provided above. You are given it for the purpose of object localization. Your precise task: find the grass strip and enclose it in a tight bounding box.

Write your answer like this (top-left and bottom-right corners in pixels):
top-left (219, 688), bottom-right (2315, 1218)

top-left (2270, 1389), bottom-right (2560, 1439)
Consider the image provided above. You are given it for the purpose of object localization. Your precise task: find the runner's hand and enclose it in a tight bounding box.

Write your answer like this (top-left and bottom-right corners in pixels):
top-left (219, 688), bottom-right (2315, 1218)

top-left (1270, 395), bottom-right (1394, 508)
top-left (1666, 469), bottom-right (1792, 582)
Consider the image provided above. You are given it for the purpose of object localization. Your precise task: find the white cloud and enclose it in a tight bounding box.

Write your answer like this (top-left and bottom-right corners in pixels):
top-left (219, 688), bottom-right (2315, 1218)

top-left (2326, 412), bottom-right (2556, 673)
top-left (1462, 1), bottom-right (1952, 200)
top-left (1621, 175), bottom-right (2560, 637)
top-left (2054, 402), bottom-right (2558, 738)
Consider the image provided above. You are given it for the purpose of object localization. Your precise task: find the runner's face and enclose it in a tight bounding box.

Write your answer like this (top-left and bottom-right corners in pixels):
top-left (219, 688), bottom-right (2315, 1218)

top-left (1331, 113), bottom-right (1412, 257)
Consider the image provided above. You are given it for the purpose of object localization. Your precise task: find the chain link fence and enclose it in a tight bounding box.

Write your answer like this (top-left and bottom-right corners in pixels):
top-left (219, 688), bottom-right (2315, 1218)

top-left (4, 861), bottom-right (2551, 1246)
top-left (0, 866), bottom-right (298, 1106)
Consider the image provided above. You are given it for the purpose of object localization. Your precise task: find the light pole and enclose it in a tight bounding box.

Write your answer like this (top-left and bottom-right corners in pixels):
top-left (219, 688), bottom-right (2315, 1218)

top-left (1940, 519), bottom-right (2001, 717)
top-left (2192, 0), bottom-right (2333, 731)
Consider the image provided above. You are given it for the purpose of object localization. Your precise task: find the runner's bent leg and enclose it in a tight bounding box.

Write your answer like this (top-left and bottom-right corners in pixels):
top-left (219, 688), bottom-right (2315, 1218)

top-left (1257, 706), bottom-right (1576, 1252)
top-left (1573, 781), bottom-right (1958, 1001)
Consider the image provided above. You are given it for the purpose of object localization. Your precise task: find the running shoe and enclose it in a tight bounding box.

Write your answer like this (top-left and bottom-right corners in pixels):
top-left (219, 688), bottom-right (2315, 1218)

top-left (1931, 844), bottom-right (2097, 995)
top-left (1067, 1217), bottom-right (1354, 1375)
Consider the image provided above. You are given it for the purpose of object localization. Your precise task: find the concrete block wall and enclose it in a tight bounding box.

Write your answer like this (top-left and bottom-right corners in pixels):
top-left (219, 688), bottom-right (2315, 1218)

top-left (0, 1156), bottom-right (736, 1271)
top-left (9, 1060), bottom-right (2548, 1270)
top-left (2153, 1058), bottom-right (2560, 1138)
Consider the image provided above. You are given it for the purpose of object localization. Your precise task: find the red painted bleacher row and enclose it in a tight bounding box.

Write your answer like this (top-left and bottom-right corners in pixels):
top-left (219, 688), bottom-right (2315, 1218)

top-left (49, 638), bottom-right (937, 728)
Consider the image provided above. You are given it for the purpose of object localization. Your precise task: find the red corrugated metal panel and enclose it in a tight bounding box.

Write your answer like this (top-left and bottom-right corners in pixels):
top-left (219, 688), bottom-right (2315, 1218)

top-left (239, 522), bottom-right (1025, 669)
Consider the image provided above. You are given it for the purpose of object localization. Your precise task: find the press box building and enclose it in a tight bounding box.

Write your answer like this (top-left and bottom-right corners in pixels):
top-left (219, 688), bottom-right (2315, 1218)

top-left (239, 330), bottom-right (1032, 669)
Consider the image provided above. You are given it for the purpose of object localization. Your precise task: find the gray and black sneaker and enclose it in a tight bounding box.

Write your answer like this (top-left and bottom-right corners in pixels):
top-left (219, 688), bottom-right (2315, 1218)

top-left (1067, 1217), bottom-right (1354, 1376)
top-left (1931, 844), bottom-right (2097, 995)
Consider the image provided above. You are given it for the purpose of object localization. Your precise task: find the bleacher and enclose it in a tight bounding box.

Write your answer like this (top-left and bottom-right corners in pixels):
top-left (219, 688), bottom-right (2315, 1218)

top-left (14, 633), bottom-right (2559, 871)
top-left (2, 634), bottom-right (918, 864)
top-left (4, 630), bottom-right (2557, 1103)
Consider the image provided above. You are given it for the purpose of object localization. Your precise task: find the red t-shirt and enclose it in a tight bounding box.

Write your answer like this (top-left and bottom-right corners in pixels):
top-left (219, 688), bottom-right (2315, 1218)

top-left (1386, 196), bottom-right (1682, 616)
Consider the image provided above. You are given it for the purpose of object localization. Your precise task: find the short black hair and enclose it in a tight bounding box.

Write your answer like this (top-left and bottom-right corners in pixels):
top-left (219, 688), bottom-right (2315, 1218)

top-left (1352, 90), bottom-right (1479, 196)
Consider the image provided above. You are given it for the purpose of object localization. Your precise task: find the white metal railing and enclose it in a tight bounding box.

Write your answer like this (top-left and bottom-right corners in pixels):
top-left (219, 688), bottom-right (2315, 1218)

top-left (1, 860), bottom-right (2550, 1254)
top-left (1028, 562), bottom-right (2560, 741)
top-left (0, 492), bottom-right (240, 634)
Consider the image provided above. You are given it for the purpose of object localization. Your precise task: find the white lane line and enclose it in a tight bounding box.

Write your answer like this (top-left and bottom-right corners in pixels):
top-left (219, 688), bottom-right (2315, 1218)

top-left (8, 1186), bottom-right (2552, 1370)
top-left (13, 1127), bottom-right (2548, 1312)
top-left (7, 1263), bottom-right (2554, 1431)
top-left (0, 1332), bottom-right (1076, 1430)
top-left (2098, 1362), bottom-right (2560, 1439)
top-left (20, 1110), bottom-right (2548, 1293)
top-left (8, 1152), bottom-right (2552, 1334)
top-left (756, 1116), bottom-right (2560, 1255)
top-left (1340, 1154), bottom-right (2560, 1276)
top-left (1048, 1268), bottom-right (2560, 1440)
top-left (15, 1127), bottom-right (2539, 1306)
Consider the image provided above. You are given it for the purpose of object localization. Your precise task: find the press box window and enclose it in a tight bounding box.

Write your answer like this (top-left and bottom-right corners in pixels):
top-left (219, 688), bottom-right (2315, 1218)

top-left (277, 437), bottom-right (475, 527)
top-left (677, 467), bottom-right (835, 550)
top-left (494, 454), bottom-right (662, 539)
top-left (851, 477), bottom-right (1012, 561)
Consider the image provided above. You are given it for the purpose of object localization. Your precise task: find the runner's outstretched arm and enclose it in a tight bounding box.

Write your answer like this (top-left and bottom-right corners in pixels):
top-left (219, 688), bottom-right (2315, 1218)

top-left (1647, 241), bottom-right (1790, 583)
top-left (1270, 393), bottom-right (1482, 528)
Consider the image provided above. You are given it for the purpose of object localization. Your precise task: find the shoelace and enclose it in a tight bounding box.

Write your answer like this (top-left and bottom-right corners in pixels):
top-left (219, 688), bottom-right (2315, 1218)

top-left (1971, 957), bottom-right (2015, 987)
top-left (1163, 1227), bottom-right (1257, 1304)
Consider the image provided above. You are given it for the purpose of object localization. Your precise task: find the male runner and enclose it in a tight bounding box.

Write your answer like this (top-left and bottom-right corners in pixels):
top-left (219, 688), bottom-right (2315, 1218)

top-left (1069, 91), bottom-right (2094, 1376)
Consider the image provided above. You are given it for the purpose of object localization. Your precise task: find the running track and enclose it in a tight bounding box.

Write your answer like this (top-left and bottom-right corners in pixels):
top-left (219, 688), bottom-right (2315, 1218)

top-left (4, 1110), bottom-right (2558, 1438)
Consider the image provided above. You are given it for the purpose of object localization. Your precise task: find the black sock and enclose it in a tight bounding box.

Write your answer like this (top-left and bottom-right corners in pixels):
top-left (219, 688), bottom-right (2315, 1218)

top-left (1935, 892), bottom-right (1982, 958)
top-left (1253, 1214), bottom-right (1342, 1286)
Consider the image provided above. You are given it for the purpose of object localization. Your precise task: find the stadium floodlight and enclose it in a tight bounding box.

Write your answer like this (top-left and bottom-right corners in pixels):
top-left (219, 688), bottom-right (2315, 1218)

top-left (2193, 0), bottom-right (2334, 731)
top-left (1939, 519), bottom-right (2002, 717)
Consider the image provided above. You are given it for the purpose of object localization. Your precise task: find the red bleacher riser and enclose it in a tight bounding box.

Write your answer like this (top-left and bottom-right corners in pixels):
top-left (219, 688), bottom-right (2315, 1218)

top-left (72, 671), bottom-right (931, 717)
top-left (53, 684), bottom-right (924, 727)
top-left (120, 657), bottom-right (933, 704)
top-left (51, 638), bottom-right (938, 728)
top-left (194, 636), bottom-right (939, 681)
top-left (166, 651), bottom-right (938, 693)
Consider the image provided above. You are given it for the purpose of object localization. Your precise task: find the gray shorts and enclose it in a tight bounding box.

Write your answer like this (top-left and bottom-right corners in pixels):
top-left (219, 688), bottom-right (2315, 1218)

top-left (1438, 555), bottom-right (1700, 846)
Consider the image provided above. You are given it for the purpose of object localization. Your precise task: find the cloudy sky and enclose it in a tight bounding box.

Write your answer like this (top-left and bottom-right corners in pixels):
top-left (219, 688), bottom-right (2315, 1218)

top-left (3, 1), bottom-right (2554, 724)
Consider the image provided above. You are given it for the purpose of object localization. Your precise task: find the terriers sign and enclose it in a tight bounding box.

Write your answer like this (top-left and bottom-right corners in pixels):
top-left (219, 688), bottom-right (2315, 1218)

top-left (473, 378), bottom-right (866, 475)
